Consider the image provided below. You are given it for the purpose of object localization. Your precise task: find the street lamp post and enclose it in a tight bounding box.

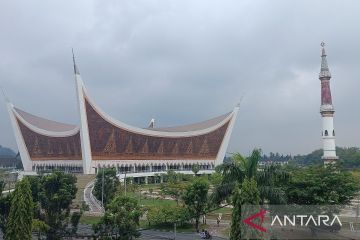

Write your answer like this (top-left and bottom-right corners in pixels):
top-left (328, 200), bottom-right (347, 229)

top-left (124, 171), bottom-right (127, 196)
top-left (101, 167), bottom-right (104, 208)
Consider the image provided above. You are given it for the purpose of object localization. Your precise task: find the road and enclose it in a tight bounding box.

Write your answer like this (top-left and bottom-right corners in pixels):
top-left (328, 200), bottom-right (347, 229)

top-left (140, 230), bottom-right (227, 240)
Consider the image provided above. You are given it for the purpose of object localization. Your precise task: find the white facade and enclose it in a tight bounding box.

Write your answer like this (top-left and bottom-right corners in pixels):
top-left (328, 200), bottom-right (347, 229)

top-left (321, 114), bottom-right (337, 159)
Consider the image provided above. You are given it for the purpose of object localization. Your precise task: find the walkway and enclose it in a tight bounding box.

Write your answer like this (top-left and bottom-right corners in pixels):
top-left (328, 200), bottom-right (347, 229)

top-left (83, 181), bottom-right (104, 215)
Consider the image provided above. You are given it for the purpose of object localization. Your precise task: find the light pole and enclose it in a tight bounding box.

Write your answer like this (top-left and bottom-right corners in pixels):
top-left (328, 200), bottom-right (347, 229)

top-left (124, 171), bottom-right (127, 196)
top-left (101, 167), bottom-right (104, 208)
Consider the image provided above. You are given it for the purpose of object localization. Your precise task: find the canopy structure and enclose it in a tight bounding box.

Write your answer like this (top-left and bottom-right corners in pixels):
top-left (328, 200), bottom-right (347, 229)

top-left (6, 58), bottom-right (239, 174)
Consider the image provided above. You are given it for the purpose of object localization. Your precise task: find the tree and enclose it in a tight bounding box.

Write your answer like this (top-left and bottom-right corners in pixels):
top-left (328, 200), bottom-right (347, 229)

top-left (27, 176), bottom-right (42, 219)
top-left (39, 172), bottom-right (77, 239)
top-left (0, 180), bottom-right (5, 194)
top-left (160, 182), bottom-right (187, 205)
top-left (212, 149), bottom-right (288, 205)
top-left (286, 165), bottom-right (360, 205)
top-left (93, 168), bottom-right (119, 208)
top-left (191, 164), bottom-right (200, 176)
top-left (32, 219), bottom-right (49, 240)
top-left (182, 178), bottom-right (209, 232)
top-left (160, 170), bottom-right (189, 205)
top-left (230, 177), bottom-right (261, 240)
top-left (0, 177), bottom-right (10, 233)
top-left (5, 177), bottom-right (33, 240)
top-left (94, 195), bottom-right (143, 239)
top-left (147, 205), bottom-right (189, 227)
top-left (209, 172), bottom-right (223, 186)
top-left (70, 211), bottom-right (81, 235)
top-left (0, 193), bottom-right (11, 234)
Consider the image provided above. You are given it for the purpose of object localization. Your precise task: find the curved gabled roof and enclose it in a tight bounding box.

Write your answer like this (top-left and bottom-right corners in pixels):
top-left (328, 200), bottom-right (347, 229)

top-left (7, 103), bottom-right (82, 162)
top-left (11, 105), bottom-right (80, 137)
top-left (14, 107), bottom-right (78, 132)
top-left (84, 90), bottom-right (235, 138)
top-left (145, 112), bottom-right (232, 132)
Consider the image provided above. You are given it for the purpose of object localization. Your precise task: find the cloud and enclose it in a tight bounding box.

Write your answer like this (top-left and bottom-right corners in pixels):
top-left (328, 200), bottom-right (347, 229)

top-left (0, 0), bottom-right (359, 155)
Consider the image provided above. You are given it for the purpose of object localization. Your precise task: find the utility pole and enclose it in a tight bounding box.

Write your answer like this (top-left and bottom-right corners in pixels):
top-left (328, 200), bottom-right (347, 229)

top-left (101, 168), bottom-right (104, 208)
top-left (124, 171), bottom-right (127, 196)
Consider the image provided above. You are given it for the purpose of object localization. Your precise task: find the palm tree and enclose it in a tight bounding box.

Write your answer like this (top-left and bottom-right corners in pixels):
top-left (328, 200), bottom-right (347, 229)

top-left (211, 149), bottom-right (289, 205)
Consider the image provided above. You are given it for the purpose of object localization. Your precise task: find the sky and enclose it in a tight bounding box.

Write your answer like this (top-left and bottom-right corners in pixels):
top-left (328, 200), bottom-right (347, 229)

top-left (0, 0), bottom-right (360, 156)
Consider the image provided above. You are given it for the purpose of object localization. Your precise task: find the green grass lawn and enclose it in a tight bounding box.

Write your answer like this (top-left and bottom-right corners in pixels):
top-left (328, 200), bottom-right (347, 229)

top-left (80, 215), bottom-right (102, 225)
top-left (139, 197), bottom-right (177, 207)
top-left (126, 192), bottom-right (177, 207)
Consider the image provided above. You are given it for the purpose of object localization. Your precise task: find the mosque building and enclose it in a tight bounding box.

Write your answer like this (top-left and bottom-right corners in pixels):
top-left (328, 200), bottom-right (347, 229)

top-left (5, 55), bottom-right (238, 177)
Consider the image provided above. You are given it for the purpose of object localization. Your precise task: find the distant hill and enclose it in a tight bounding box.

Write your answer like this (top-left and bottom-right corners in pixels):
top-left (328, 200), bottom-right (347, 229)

top-left (293, 147), bottom-right (360, 168)
top-left (0, 145), bottom-right (16, 157)
top-left (226, 147), bottom-right (360, 169)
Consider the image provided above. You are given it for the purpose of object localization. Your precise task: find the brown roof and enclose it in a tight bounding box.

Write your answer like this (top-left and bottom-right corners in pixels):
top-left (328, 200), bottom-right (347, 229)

top-left (14, 107), bottom-right (78, 132)
top-left (145, 112), bottom-right (231, 132)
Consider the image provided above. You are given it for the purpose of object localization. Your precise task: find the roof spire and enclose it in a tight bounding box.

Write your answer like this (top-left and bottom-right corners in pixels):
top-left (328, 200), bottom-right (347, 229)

top-left (72, 48), bottom-right (80, 75)
top-left (236, 94), bottom-right (245, 108)
top-left (0, 87), bottom-right (9, 103)
top-left (319, 42), bottom-right (331, 79)
top-left (148, 118), bottom-right (155, 128)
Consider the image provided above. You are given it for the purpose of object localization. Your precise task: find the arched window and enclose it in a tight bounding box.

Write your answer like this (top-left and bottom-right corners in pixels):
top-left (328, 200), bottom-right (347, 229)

top-left (333, 130), bottom-right (335, 136)
top-left (325, 130), bottom-right (328, 136)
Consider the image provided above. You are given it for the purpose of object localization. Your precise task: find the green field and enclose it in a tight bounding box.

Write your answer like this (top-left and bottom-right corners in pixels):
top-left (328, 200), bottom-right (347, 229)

top-left (127, 191), bottom-right (177, 207)
top-left (80, 215), bottom-right (102, 225)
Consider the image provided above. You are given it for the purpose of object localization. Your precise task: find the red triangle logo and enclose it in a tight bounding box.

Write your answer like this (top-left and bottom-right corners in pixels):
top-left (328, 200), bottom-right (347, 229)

top-left (243, 209), bottom-right (267, 233)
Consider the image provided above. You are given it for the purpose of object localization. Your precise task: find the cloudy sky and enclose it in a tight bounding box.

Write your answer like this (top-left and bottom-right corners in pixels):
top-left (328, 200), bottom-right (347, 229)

top-left (0, 0), bottom-right (359, 156)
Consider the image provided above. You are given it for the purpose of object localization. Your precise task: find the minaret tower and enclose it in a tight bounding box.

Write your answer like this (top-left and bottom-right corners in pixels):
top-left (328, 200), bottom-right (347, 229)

top-left (319, 42), bottom-right (338, 164)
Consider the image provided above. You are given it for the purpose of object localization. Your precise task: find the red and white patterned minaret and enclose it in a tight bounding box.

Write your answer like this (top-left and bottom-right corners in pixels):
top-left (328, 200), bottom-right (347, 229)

top-left (319, 42), bottom-right (338, 164)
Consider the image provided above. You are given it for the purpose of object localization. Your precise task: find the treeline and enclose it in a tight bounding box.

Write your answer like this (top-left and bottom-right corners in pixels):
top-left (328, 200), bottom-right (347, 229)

top-left (293, 147), bottom-right (360, 168)
top-left (225, 153), bottom-right (292, 163)
top-left (229, 147), bottom-right (360, 168)
top-left (261, 152), bottom-right (292, 162)
top-left (227, 152), bottom-right (293, 163)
